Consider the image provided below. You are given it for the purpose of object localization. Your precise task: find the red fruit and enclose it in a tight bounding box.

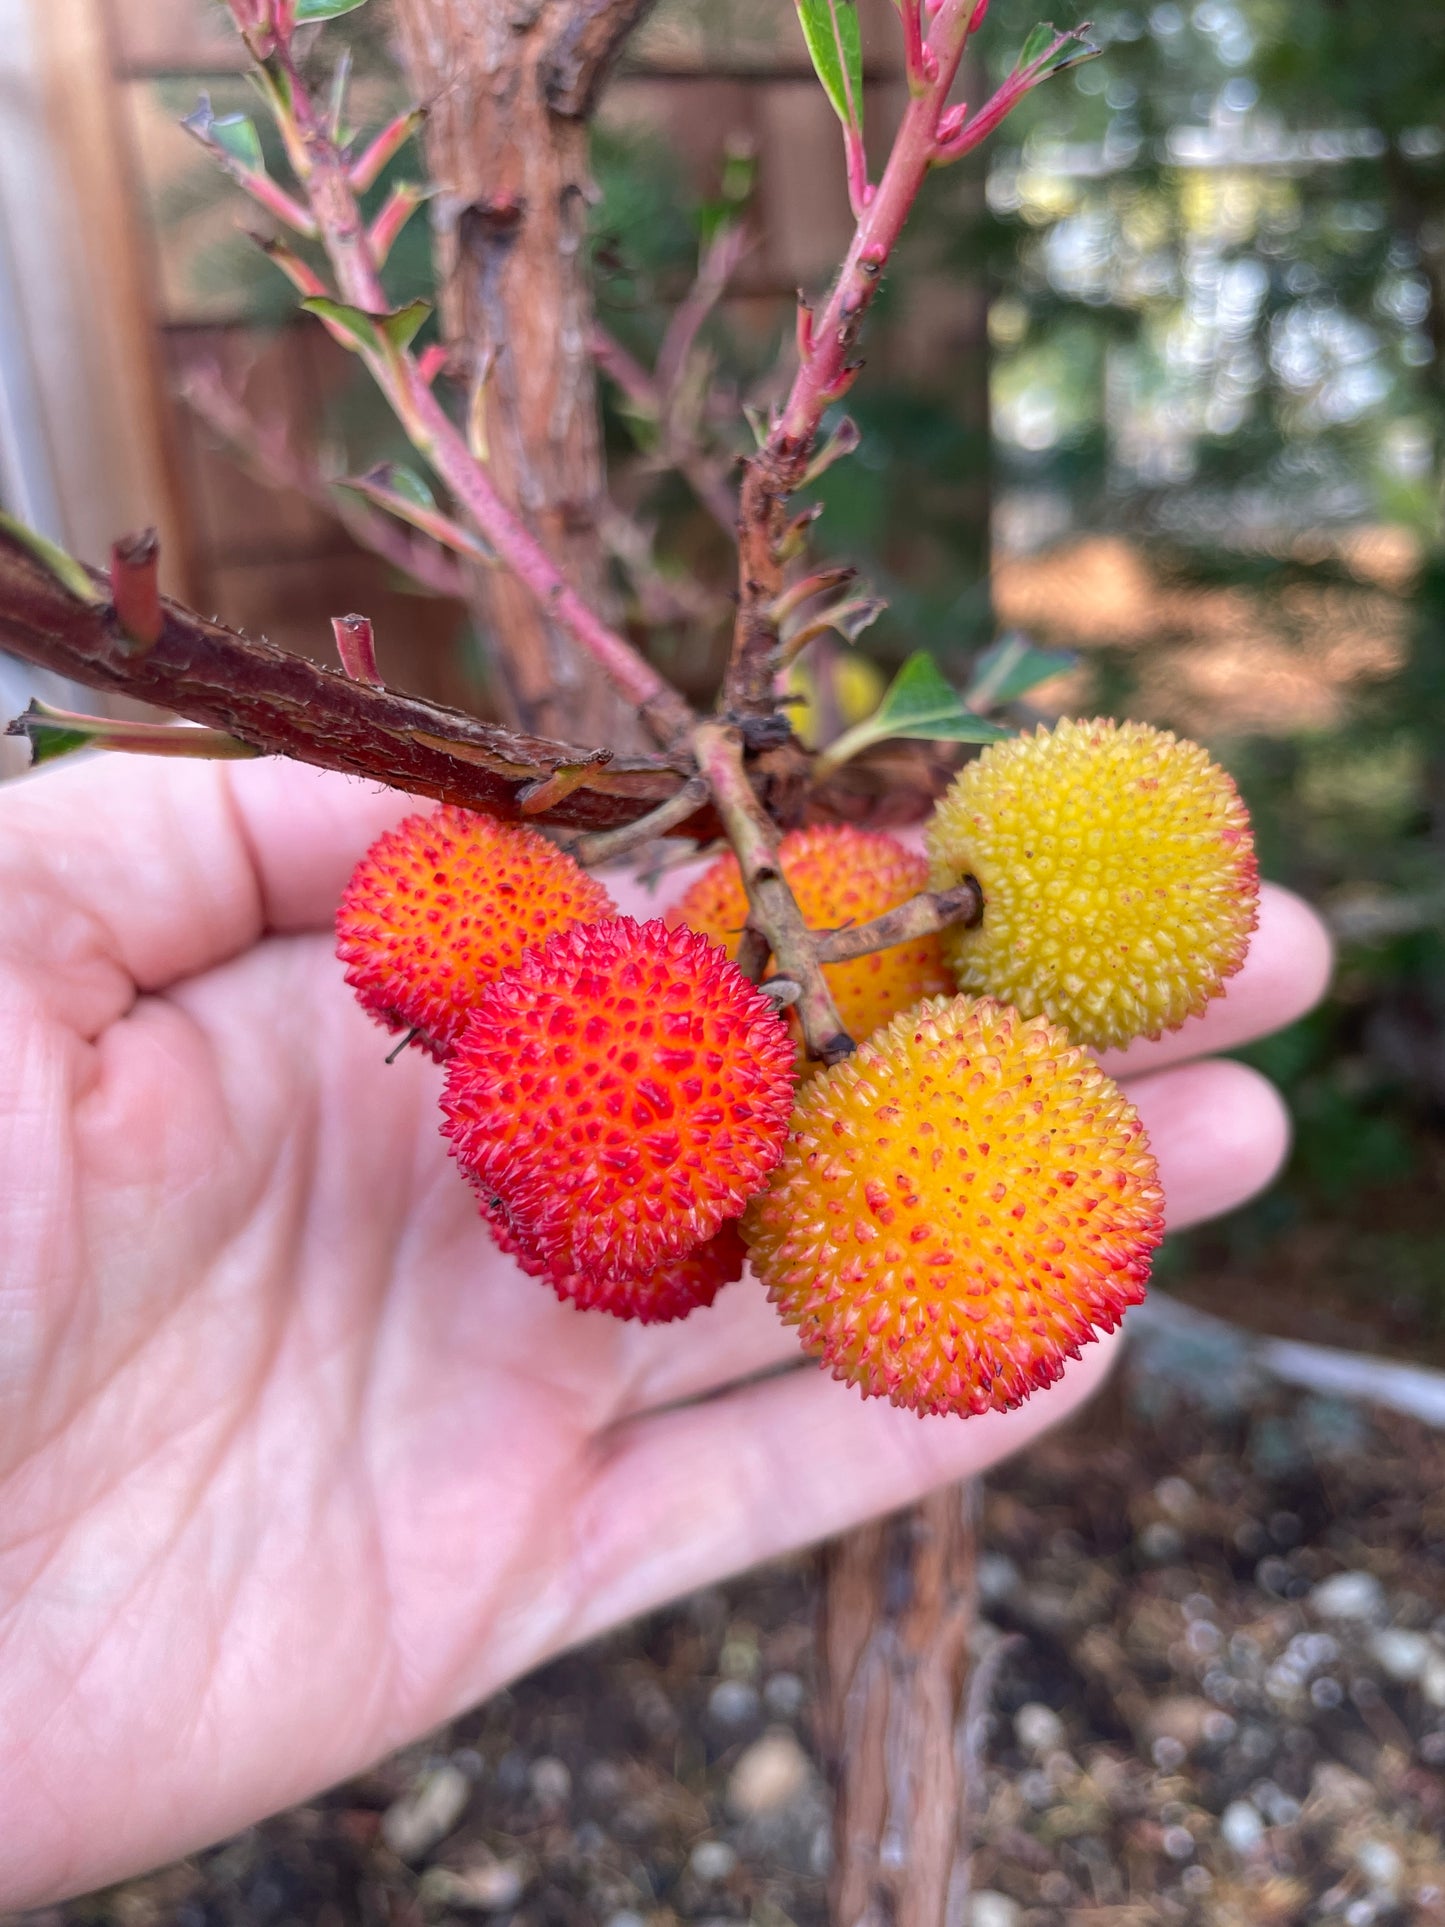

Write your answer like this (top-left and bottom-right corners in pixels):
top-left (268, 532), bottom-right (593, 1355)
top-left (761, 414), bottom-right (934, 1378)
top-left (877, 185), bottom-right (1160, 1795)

top-left (442, 917), bottom-right (796, 1279)
top-left (336, 804), bottom-right (614, 1058)
top-left (479, 1192), bottom-right (746, 1324)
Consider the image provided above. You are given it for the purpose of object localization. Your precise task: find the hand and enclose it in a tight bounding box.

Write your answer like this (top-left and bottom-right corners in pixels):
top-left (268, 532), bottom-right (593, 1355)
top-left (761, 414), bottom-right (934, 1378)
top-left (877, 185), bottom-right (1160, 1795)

top-left (0, 755), bottom-right (1330, 1907)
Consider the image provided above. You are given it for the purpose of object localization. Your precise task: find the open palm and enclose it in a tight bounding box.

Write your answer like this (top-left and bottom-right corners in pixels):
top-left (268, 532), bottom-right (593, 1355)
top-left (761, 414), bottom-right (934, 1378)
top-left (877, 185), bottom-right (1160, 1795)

top-left (0, 754), bottom-right (1330, 1908)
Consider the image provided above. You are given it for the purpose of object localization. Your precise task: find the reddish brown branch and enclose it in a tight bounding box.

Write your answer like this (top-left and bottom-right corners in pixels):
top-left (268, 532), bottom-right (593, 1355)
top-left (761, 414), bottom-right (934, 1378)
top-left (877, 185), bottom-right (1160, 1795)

top-left (725, 0), bottom-right (984, 720)
top-left (0, 527), bottom-right (690, 833)
top-left (234, 25), bottom-right (695, 749)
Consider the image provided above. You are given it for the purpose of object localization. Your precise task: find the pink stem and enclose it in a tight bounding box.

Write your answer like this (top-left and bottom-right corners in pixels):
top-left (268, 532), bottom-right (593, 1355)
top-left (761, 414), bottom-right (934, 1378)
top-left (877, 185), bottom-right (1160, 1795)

top-left (776, 0), bottom-right (982, 449)
top-left (254, 42), bottom-right (694, 746)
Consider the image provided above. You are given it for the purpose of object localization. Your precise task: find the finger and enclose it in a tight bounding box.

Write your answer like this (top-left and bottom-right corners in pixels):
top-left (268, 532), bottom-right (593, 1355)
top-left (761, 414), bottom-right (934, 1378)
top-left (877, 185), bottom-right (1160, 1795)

top-left (1099, 883), bottom-right (1332, 1077)
top-left (1125, 1057), bottom-right (1290, 1229)
top-left (0, 756), bottom-right (416, 1031)
top-left (568, 1334), bottom-right (1120, 1650)
top-left (623, 1051), bottom-right (1290, 1416)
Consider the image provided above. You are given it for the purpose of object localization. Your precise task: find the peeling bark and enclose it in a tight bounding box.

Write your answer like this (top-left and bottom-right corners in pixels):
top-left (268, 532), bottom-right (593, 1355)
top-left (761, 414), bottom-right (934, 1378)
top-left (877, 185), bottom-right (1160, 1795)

top-left (820, 1484), bottom-right (982, 1927)
top-left (390, 0), bottom-right (658, 748)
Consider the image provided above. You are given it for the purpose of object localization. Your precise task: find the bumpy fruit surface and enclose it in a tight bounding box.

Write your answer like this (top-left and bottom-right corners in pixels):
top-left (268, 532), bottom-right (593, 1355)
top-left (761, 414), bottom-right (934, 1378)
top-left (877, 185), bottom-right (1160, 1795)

top-left (479, 1192), bottom-right (746, 1323)
top-left (336, 805), bottom-right (615, 1058)
top-left (443, 917), bottom-right (796, 1278)
top-left (671, 825), bottom-right (953, 1051)
top-left (744, 996), bottom-right (1163, 1418)
top-left (926, 718), bottom-right (1259, 1050)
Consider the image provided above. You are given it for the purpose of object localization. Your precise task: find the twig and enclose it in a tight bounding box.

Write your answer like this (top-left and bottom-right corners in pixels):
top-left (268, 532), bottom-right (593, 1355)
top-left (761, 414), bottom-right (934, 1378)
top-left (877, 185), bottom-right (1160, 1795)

top-left (225, 19), bottom-right (694, 749)
top-left (813, 880), bottom-right (982, 964)
top-left (591, 326), bottom-right (740, 538)
top-left (0, 521), bottom-right (688, 832)
top-left (656, 221), bottom-right (750, 401)
top-left (725, 0), bottom-right (987, 720)
top-left (695, 721), bottom-right (852, 1065)
top-left (595, 502), bottom-right (725, 628)
top-left (109, 529), bottom-right (163, 652)
top-left (570, 772), bottom-right (712, 866)
top-left (179, 364), bottom-right (469, 600)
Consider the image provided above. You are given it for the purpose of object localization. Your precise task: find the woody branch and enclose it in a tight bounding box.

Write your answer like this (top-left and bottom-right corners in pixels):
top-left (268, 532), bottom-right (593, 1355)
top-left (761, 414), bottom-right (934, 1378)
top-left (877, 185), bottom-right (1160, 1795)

top-left (212, 4), bottom-right (694, 751)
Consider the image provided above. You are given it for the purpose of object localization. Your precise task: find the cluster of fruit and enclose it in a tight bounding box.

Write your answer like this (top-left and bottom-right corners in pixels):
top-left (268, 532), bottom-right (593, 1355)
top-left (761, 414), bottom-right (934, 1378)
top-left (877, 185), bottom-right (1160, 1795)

top-left (336, 718), bottom-right (1259, 1417)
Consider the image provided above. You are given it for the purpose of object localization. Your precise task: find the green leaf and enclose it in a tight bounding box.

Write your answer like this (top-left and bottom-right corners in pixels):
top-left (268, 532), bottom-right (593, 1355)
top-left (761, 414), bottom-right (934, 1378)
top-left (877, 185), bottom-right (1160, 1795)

top-left (1014, 22), bottom-right (1099, 79)
top-left (964, 634), bottom-right (1077, 711)
top-left (813, 651), bottom-right (1010, 779)
top-left (1018, 22), bottom-right (1058, 66)
top-left (295, 0), bottom-right (371, 18)
top-left (210, 113), bottom-right (264, 172)
top-left (373, 463), bottom-right (436, 510)
top-left (794, 0), bottom-right (865, 135)
top-left (379, 298), bottom-right (432, 352)
top-left (300, 295), bottom-right (383, 355)
top-left (5, 701), bottom-right (260, 768)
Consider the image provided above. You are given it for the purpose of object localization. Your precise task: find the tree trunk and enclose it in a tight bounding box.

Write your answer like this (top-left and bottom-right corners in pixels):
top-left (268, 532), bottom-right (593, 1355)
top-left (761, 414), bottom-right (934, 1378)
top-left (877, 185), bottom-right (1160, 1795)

top-left (390, 0), bottom-right (657, 749)
top-left (821, 1483), bottom-right (982, 1927)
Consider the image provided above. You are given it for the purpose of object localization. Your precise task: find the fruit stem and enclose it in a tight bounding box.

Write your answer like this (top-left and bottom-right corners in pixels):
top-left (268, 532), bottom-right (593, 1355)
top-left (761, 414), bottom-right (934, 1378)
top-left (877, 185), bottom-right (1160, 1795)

top-left (694, 721), bottom-right (855, 1066)
top-left (813, 879), bottom-right (983, 964)
top-left (568, 773), bottom-right (712, 867)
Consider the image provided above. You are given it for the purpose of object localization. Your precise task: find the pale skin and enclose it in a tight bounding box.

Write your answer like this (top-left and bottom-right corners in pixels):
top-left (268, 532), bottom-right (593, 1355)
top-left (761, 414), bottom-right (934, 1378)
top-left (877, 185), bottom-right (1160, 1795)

top-left (0, 754), bottom-right (1332, 1908)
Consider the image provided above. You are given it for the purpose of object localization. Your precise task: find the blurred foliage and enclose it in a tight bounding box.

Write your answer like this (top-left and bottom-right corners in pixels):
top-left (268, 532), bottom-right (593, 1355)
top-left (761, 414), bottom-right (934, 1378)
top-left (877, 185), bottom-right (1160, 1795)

top-left (969, 0), bottom-right (1445, 1339)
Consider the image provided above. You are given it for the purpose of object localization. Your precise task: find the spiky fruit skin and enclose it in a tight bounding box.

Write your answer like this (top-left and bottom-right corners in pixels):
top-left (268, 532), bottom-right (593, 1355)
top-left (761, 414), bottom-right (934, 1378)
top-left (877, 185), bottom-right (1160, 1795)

top-left (743, 996), bottom-right (1163, 1419)
top-left (336, 805), bottom-right (615, 1059)
top-left (479, 1191), bottom-right (746, 1323)
top-left (926, 719), bottom-right (1259, 1051)
top-left (670, 825), bottom-right (954, 1052)
top-left (442, 917), bottom-right (796, 1279)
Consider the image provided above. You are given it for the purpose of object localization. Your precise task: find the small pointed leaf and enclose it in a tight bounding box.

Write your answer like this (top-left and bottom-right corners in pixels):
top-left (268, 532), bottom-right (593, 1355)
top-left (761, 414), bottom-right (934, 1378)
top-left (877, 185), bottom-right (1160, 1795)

top-left (794, 0), bottom-right (865, 136)
top-left (1015, 21), bottom-right (1098, 78)
top-left (829, 595), bottom-right (887, 644)
top-left (1018, 22), bottom-right (1058, 65)
top-left (295, 0), bottom-right (371, 18)
top-left (6, 701), bottom-right (259, 768)
top-left (379, 298), bottom-right (432, 352)
top-left (300, 295), bottom-right (384, 355)
top-left (814, 650), bottom-right (1010, 779)
top-left (371, 463), bottom-right (436, 510)
top-left (964, 633), bottom-right (1077, 711)
top-left (210, 113), bottom-right (264, 172)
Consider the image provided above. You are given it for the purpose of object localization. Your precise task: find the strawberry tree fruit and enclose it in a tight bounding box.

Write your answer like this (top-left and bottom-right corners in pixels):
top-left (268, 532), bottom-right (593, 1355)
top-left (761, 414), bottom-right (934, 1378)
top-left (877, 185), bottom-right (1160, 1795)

top-left (441, 917), bottom-right (798, 1280)
top-left (336, 804), bottom-right (615, 1058)
top-left (926, 719), bottom-right (1260, 1051)
top-left (743, 995), bottom-right (1164, 1418)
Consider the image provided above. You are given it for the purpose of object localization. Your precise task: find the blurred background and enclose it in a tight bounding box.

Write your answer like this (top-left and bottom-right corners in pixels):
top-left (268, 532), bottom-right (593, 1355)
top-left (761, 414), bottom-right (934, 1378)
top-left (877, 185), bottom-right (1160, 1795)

top-left (3, 4), bottom-right (1445, 1919)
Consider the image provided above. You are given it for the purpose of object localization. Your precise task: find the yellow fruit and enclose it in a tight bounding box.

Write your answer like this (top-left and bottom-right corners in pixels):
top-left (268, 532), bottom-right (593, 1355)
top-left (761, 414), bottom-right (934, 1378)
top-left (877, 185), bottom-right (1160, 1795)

top-left (670, 824), bottom-right (953, 1053)
top-left (926, 718), bottom-right (1259, 1050)
top-left (744, 996), bottom-right (1163, 1418)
